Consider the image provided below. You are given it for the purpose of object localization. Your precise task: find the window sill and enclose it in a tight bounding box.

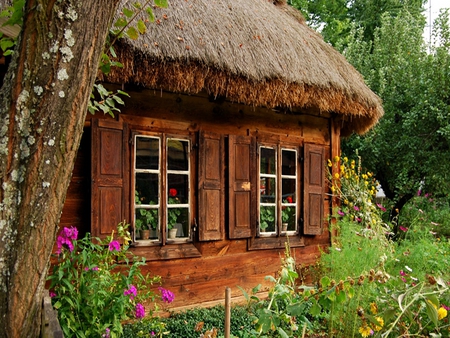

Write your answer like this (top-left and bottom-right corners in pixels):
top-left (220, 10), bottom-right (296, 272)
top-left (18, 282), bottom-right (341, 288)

top-left (129, 242), bottom-right (201, 261)
top-left (248, 234), bottom-right (305, 251)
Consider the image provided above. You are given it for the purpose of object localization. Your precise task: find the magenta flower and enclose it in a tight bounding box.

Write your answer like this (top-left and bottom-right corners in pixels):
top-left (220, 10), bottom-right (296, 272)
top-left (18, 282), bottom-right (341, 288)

top-left (102, 328), bottom-right (110, 338)
top-left (108, 240), bottom-right (121, 252)
top-left (49, 291), bottom-right (56, 298)
top-left (135, 303), bottom-right (145, 319)
top-left (56, 226), bottom-right (78, 254)
top-left (417, 189), bottom-right (422, 196)
top-left (376, 203), bottom-right (386, 212)
top-left (337, 210), bottom-right (345, 216)
top-left (92, 266), bottom-right (99, 271)
top-left (159, 287), bottom-right (175, 303)
top-left (124, 285), bottom-right (138, 300)
top-left (353, 206), bottom-right (360, 211)
top-left (400, 270), bottom-right (406, 276)
top-left (399, 226), bottom-right (408, 232)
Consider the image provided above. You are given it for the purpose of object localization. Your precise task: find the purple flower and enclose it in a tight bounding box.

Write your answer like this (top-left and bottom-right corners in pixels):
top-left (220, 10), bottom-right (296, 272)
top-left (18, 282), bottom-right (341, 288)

top-left (376, 203), bottom-right (386, 212)
top-left (399, 226), bottom-right (408, 232)
top-left (124, 285), bottom-right (138, 300)
top-left (417, 189), bottom-right (422, 196)
top-left (56, 226), bottom-right (78, 254)
top-left (353, 206), bottom-right (360, 211)
top-left (108, 240), bottom-right (121, 252)
top-left (135, 303), bottom-right (145, 319)
top-left (85, 267), bottom-right (89, 271)
top-left (337, 210), bottom-right (345, 216)
top-left (49, 291), bottom-right (56, 298)
top-left (151, 332), bottom-right (155, 336)
top-left (102, 328), bottom-right (110, 338)
top-left (400, 270), bottom-right (406, 276)
top-left (158, 287), bottom-right (175, 303)
top-left (92, 266), bottom-right (99, 271)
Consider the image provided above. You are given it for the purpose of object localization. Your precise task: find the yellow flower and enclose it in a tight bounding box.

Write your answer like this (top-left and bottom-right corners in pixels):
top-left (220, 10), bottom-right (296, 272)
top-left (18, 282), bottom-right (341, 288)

top-left (370, 302), bottom-right (378, 314)
top-left (373, 317), bottom-right (384, 331)
top-left (331, 186), bottom-right (336, 193)
top-left (438, 307), bottom-right (448, 320)
top-left (327, 159), bottom-right (332, 167)
top-left (358, 325), bottom-right (373, 338)
top-left (340, 165), bottom-right (345, 173)
top-left (334, 173), bottom-right (339, 179)
top-left (334, 155), bottom-right (340, 162)
top-left (343, 157), bottom-right (348, 162)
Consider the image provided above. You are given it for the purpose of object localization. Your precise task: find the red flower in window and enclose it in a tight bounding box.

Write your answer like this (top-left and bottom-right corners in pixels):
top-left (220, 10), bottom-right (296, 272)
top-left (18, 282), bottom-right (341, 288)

top-left (169, 188), bottom-right (177, 197)
top-left (286, 196), bottom-right (293, 203)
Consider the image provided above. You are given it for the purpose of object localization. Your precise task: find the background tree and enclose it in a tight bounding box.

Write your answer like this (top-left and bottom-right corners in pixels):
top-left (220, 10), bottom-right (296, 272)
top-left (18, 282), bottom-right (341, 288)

top-left (291, 0), bottom-right (450, 227)
top-left (0, 1), bottom-right (121, 337)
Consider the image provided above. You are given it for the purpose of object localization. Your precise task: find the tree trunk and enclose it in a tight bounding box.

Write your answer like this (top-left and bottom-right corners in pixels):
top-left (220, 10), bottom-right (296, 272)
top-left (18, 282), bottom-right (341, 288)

top-left (0, 1), bottom-right (120, 337)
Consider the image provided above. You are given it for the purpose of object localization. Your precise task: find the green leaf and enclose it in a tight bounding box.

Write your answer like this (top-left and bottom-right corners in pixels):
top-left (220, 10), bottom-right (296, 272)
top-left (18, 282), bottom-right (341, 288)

top-left (155, 0), bottom-right (168, 8)
top-left (425, 300), bottom-right (439, 327)
top-left (114, 17), bottom-right (128, 28)
top-left (309, 302), bottom-right (322, 316)
top-left (126, 27), bottom-right (139, 40)
top-left (122, 8), bottom-right (134, 18)
top-left (112, 95), bottom-right (125, 105)
top-left (137, 20), bottom-right (147, 34)
top-left (336, 288), bottom-right (346, 303)
top-left (320, 276), bottom-right (331, 288)
top-left (53, 301), bottom-right (62, 309)
top-left (277, 327), bottom-right (289, 338)
top-left (146, 7), bottom-right (155, 22)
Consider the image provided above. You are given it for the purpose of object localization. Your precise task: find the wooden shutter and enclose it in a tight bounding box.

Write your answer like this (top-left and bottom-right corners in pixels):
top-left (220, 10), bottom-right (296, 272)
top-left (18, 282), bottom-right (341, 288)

top-left (303, 143), bottom-right (325, 235)
top-left (91, 118), bottom-right (129, 239)
top-left (228, 135), bottom-right (255, 239)
top-left (198, 131), bottom-right (224, 241)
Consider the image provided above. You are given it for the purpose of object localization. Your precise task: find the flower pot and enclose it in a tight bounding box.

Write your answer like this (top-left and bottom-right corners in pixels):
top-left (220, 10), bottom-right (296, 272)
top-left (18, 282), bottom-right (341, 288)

top-left (282, 223), bottom-right (288, 232)
top-left (168, 228), bottom-right (177, 239)
top-left (141, 229), bottom-right (150, 240)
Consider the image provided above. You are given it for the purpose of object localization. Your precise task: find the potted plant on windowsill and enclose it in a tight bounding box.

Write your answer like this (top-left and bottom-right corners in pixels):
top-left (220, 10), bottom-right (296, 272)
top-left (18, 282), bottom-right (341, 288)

top-left (168, 188), bottom-right (181, 239)
top-left (282, 196), bottom-right (295, 232)
top-left (260, 206), bottom-right (275, 233)
top-left (135, 190), bottom-right (158, 240)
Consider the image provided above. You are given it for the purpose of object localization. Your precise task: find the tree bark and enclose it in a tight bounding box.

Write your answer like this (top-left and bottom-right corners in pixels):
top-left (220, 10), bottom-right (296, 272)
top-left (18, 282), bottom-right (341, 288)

top-left (0, 1), bottom-right (120, 337)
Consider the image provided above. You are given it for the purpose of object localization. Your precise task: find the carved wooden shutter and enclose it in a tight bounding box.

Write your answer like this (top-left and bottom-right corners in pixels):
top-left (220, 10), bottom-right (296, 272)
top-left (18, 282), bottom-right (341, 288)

top-left (303, 143), bottom-right (325, 235)
top-left (228, 135), bottom-right (255, 239)
top-left (198, 131), bottom-right (224, 241)
top-left (91, 118), bottom-right (129, 239)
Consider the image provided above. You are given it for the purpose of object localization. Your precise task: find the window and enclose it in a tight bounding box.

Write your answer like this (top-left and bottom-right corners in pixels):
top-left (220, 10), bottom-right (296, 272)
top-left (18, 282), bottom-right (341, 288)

top-left (258, 145), bottom-right (298, 236)
top-left (133, 134), bottom-right (191, 244)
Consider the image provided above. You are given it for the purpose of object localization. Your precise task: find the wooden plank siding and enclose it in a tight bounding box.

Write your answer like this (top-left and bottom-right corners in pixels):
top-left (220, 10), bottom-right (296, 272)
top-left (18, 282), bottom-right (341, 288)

top-left (59, 88), bottom-right (337, 310)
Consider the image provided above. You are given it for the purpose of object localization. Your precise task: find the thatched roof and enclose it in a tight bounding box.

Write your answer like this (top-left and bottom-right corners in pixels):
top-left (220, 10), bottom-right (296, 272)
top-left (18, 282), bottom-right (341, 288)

top-left (105, 0), bottom-right (383, 135)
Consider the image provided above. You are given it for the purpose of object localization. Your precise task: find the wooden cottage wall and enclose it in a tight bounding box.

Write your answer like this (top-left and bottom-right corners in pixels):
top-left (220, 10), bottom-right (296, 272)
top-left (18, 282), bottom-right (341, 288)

top-left (60, 88), bottom-right (338, 310)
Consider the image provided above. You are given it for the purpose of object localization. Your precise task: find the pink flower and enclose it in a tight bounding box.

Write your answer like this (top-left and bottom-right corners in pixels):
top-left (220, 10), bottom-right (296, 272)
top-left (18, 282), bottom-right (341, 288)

top-left (417, 189), bottom-right (422, 196)
top-left (55, 226), bottom-right (78, 254)
top-left (337, 210), bottom-right (345, 216)
top-left (400, 270), bottom-right (406, 276)
top-left (169, 188), bottom-right (177, 197)
top-left (353, 206), bottom-right (360, 211)
top-left (401, 277), bottom-right (407, 283)
top-left (399, 226), bottom-right (408, 232)
top-left (49, 291), bottom-right (56, 298)
top-left (108, 240), bottom-right (121, 252)
top-left (158, 287), bottom-right (175, 303)
top-left (124, 285), bottom-right (137, 300)
top-left (376, 203), bottom-right (386, 212)
top-left (135, 303), bottom-right (145, 319)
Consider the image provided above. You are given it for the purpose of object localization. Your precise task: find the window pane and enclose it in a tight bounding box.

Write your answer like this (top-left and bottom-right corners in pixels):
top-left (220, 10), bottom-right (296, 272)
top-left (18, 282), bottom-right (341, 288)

top-left (281, 206), bottom-right (295, 231)
top-left (135, 208), bottom-right (159, 239)
top-left (168, 207), bottom-right (189, 239)
top-left (281, 178), bottom-right (296, 203)
top-left (260, 147), bottom-right (276, 175)
top-left (135, 173), bottom-right (159, 204)
top-left (168, 139), bottom-right (189, 171)
top-left (260, 177), bottom-right (276, 203)
top-left (260, 205), bottom-right (276, 233)
top-left (282, 149), bottom-right (296, 176)
top-left (168, 174), bottom-right (189, 204)
top-left (135, 136), bottom-right (159, 170)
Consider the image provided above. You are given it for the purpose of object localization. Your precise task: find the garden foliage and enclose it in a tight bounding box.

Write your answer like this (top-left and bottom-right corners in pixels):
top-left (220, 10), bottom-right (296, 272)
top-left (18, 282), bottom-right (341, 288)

top-left (47, 223), bottom-right (172, 338)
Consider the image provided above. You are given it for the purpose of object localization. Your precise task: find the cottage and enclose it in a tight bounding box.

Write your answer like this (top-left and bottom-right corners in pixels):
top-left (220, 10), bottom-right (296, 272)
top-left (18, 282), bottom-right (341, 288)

top-left (58, 0), bottom-right (383, 309)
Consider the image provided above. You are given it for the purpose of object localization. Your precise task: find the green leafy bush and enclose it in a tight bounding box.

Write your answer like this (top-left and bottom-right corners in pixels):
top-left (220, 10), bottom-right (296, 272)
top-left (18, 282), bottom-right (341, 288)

top-left (47, 223), bottom-right (170, 338)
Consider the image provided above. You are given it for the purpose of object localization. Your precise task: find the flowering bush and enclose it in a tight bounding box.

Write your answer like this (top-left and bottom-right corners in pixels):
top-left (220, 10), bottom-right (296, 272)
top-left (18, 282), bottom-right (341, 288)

top-left (48, 223), bottom-right (174, 337)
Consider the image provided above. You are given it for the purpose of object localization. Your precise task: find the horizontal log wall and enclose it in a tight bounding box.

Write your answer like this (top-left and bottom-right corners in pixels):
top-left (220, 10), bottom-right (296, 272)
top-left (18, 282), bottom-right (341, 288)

top-left (59, 88), bottom-right (336, 310)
